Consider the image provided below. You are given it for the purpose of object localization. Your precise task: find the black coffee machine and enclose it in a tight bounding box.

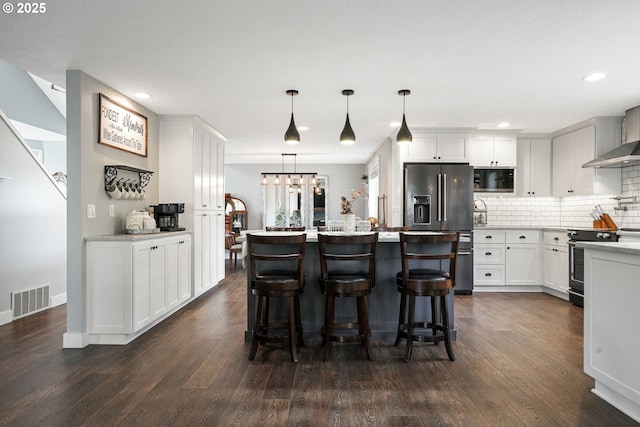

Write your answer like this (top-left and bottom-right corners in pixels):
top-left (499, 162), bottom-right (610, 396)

top-left (152, 203), bottom-right (185, 231)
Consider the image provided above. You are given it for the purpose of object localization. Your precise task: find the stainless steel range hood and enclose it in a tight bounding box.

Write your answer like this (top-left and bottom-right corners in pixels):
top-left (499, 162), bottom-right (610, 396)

top-left (583, 106), bottom-right (640, 168)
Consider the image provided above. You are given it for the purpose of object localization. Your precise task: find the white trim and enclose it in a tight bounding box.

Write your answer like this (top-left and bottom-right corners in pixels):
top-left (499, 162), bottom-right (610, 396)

top-left (63, 332), bottom-right (90, 348)
top-left (0, 309), bottom-right (12, 326)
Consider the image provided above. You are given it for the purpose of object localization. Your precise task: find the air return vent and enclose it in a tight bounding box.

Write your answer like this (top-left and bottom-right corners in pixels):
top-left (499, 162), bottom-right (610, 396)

top-left (11, 284), bottom-right (50, 319)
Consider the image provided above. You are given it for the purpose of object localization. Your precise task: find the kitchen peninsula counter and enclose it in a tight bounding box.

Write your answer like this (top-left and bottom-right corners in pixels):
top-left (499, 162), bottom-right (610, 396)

top-left (579, 241), bottom-right (640, 423)
top-left (244, 231), bottom-right (457, 344)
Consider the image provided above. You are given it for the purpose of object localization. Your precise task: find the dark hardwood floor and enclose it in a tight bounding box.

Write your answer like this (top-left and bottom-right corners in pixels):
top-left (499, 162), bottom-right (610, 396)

top-left (0, 265), bottom-right (637, 426)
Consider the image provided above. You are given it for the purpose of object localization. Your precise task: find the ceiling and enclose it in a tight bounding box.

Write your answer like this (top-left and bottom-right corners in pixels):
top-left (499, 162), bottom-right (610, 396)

top-left (2, 0), bottom-right (640, 164)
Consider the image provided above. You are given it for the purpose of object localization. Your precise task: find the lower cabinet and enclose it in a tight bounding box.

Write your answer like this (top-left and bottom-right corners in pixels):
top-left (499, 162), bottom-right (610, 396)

top-left (474, 229), bottom-right (540, 289)
top-left (542, 231), bottom-right (569, 295)
top-left (86, 233), bottom-right (192, 342)
top-left (194, 210), bottom-right (225, 297)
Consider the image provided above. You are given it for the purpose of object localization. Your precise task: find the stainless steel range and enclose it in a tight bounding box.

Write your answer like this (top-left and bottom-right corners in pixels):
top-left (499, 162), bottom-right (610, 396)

top-left (567, 228), bottom-right (618, 307)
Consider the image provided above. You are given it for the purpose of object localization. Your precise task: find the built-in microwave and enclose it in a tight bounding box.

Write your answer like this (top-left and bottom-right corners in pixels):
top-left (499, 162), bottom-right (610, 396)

top-left (473, 168), bottom-right (514, 193)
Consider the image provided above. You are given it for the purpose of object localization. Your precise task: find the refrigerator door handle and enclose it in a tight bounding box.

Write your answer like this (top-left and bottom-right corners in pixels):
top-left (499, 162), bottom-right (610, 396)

top-left (442, 173), bottom-right (447, 222)
top-left (437, 174), bottom-right (442, 222)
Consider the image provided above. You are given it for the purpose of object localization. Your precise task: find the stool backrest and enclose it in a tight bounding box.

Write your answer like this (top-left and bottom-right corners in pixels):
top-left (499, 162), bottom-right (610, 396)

top-left (318, 233), bottom-right (378, 284)
top-left (398, 232), bottom-right (459, 284)
top-left (247, 233), bottom-right (306, 285)
top-left (265, 226), bottom-right (306, 231)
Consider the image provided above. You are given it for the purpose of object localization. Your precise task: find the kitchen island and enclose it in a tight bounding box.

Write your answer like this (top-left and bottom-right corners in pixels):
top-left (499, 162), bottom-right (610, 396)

top-left (577, 240), bottom-right (640, 423)
top-left (244, 231), bottom-right (458, 344)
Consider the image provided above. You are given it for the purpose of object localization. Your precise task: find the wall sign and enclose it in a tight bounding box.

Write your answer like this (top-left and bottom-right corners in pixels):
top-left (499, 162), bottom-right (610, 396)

top-left (98, 94), bottom-right (148, 157)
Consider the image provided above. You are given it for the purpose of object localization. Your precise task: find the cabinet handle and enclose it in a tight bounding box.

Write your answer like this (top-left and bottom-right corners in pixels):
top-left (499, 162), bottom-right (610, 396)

top-left (485, 235), bottom-right (492, 239)
top-left (554, 237), bottom-right (559, 241)
top-left (485, 252), bottom-right (492, 256)
top-left (507, 246), bottom-right (510, 250)
top-left (202, 204), bottom-right (208, 207)
top-left (485, 273), bottom-right (492, 277)
top-left (519, 235), bottom-right (526, 239)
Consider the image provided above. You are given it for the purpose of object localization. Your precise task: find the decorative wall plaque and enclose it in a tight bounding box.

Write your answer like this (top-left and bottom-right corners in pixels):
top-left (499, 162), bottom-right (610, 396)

top-left (98, 94), bottom-right (148, 157)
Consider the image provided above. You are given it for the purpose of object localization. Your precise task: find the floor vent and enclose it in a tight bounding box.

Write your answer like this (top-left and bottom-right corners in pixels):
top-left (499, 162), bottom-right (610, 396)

top-left (11, 284), bottom-right (50, 320)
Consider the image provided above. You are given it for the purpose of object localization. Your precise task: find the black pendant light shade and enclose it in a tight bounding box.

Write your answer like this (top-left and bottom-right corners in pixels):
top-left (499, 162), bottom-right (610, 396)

top-left (284, 89), bottom-right (300, 145)
top-left (397, 89), bottom-right (412, 144)
top-left (340, 89), bottom-right (356, 145)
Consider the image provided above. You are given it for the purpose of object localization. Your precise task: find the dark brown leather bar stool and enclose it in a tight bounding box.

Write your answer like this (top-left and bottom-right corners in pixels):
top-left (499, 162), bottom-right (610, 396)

top-left (247, 233), bottom-right (306, 363)
top-left (394, 232), bottom-right (459, 362)
top-left (318, 232), bottom-right (378, 361)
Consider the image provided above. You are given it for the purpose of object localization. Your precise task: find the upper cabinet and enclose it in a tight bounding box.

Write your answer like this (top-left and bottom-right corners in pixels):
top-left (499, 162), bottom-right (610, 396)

top-left (470, 134), bottom-right (517, 167)
top-left (405, 132), bottom-right (470, 163)
top-left (517, 137), bottom-right (551, 197)
top-left (159, 116), bottom-right (225, 217)
top-left (551, 117), bottom-right (622, 196)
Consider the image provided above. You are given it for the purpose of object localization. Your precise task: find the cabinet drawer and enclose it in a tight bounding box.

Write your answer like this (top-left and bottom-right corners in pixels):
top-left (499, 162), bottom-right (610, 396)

top-left (543, 230), bottom-right (569, 246)
top-left (474, 244), bottom-right (505, 264)
top-left (474, 265), bottom-right (505, 286)
top-left (474, 230), bottom-right (506, 244)
top-left (506, 230), bottom-right (540, 244)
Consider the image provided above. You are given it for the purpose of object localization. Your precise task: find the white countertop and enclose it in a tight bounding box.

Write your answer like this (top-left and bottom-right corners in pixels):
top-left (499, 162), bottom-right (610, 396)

top-left (576, 240), bottom-right (640, 256)
top-left (85, 230), bottom-right (192, 242)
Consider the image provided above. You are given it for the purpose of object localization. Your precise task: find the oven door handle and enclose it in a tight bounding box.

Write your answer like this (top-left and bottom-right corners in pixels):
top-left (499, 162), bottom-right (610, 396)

top-left (567, 289), bottom-right (583, 297)
top-left (569, 243), bottom-right (575, 280)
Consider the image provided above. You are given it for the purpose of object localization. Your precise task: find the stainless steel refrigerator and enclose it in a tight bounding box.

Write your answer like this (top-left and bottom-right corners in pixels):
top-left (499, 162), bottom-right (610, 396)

top-left (403, 163), bottom-right (474, 294)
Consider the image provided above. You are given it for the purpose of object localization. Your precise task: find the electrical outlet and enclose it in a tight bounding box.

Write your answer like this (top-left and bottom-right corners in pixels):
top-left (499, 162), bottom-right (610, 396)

top-left (87, 204), bottom-right (96, 219)
top-left (109, 204), bottom-right (115, 217)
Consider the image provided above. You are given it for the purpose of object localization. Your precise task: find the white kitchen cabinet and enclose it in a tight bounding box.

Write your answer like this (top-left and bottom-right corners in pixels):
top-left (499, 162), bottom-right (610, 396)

top-left (542, 231), bottom-right (569, 295)
top-left (552, 118), bottom-right (621, 196)
top-left (194, 210), bottom-right (225, 296)
top-left (471, 134), bottom-right (517, 167)
top-left (194, 124), bottom-right (225, 210)
top-left (474, 229), bottom-right (541, 289)
top-left (406, 132), bottom-right (470, 163)
top-left (166, 236), bottom-right (192, 309)
top-left (160, 115), bottom-right (226, 294)
top-left (517, 137), bottom-right (551, 197)
top-left (474, 230), bottom-right (506, 286)
top-left (133, 239), bottom-right (167, 330)
top-left (86, 233), bottom-right (192, 344)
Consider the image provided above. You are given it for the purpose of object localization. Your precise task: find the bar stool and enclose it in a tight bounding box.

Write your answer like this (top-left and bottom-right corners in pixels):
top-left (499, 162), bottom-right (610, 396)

top-left (247, 233), bottom-right (306, 363)
top-left (394, 232), bottom-right (459, 362)
top-left (318, 233), bottom-right (378, 361)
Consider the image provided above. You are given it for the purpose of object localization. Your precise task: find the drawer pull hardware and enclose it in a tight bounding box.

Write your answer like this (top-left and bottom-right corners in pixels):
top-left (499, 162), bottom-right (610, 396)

top-left (519, 235), bottom-right (526, 239)
top-left (485, 252), bottom-right (492, 256)
top-left (485, 273), bottom-right (492, 277)
top-left (485, 235), bottom-right (492, 239)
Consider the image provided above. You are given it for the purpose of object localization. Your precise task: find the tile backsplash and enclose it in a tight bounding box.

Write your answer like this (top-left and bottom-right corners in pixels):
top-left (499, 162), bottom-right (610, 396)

top-left (478, 165), bottom-right (640, 229)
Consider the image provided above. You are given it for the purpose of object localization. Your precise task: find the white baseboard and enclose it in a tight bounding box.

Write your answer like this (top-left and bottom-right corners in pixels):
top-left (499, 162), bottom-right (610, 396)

top-left (51, 292), bottom-right (67, 307)
top-left (0, 309), bottom-right (12, 326)
top-left (62, 331), bottom-right (90, 348)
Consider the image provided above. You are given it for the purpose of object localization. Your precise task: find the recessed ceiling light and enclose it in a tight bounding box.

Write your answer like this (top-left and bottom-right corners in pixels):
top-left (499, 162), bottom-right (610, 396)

top-left (582, 72), bottom-right (606, 82)
top-left (497, 122), bottom-right (511, 128)
top-left (134, 92), bottom-right (151, 99)
top-left (298, 126), bottom-right (309, 132)
top-left (390, 121), bottom-right (401, 128)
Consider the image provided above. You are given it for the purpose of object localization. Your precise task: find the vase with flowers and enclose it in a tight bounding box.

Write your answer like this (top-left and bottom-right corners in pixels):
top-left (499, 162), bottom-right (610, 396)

top-left (340, 183), bottom-right (367, 233)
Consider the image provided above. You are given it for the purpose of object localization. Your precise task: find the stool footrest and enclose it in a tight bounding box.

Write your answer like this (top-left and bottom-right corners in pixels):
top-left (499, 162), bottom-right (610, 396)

top-left (396, 322), bottom-right (446, 344)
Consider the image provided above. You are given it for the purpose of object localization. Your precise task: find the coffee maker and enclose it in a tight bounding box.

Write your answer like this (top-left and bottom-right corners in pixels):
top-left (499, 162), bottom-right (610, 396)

top-left (151, 203), bottom-right (186, 231)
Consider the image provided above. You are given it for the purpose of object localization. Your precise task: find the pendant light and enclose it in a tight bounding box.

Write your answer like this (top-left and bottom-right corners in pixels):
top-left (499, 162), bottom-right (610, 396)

top-left (340, 89), bottom-right (356, 145)
top-left (396, 89), bottom-right (412, 144)
top-left (284, 89), bottom-right (300, 145)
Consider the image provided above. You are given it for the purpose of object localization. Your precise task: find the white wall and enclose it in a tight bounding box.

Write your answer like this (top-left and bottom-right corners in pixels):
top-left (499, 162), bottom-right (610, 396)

top-left (225, 163), bottom-right (367, 229)
top-left (0, 114), bottom-right (67, 324)
top-left (64, 70), bottom-right (160, 347)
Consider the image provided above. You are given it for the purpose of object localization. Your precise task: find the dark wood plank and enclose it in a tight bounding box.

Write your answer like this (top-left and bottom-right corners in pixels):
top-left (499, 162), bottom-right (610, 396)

top-left (0, 265), bottom-right (637, 426)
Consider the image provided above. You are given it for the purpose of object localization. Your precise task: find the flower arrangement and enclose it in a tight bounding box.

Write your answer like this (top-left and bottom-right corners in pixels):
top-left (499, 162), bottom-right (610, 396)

top-left (340, 183), bottom-right (368, 214)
